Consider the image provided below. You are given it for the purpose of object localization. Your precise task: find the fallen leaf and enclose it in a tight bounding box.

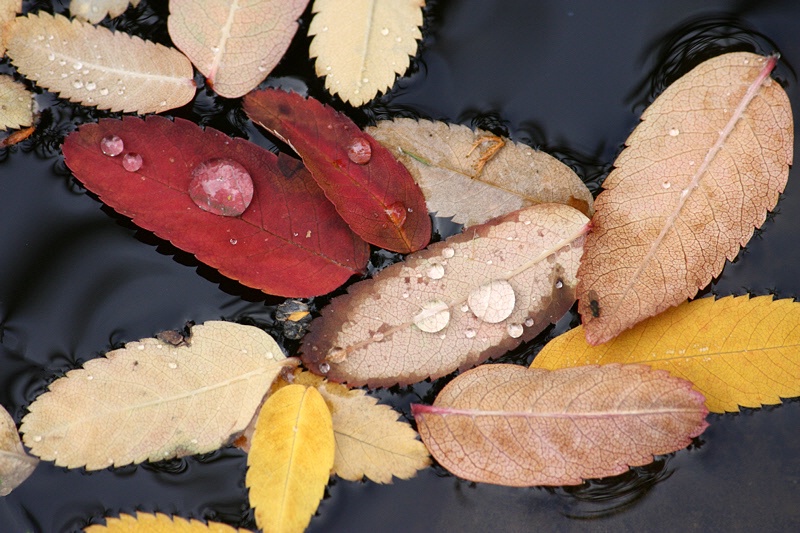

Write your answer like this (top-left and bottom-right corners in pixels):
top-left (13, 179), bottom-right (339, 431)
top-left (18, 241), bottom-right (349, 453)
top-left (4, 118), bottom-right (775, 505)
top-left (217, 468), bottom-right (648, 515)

top-left (70, 0), bottom-right (141, 24)
top-left (301, 203), bottom-right (588, 387)
top-left (413, 363), bottom-right (708, 487)
top-left (0, 74), bottom-right (34, 130)
top-left (367, 119), bottom-right (594, 226)
top-left (533, 295), bottom-right (800, 413)
top-left (168, 0), bottom-right (309, 98)
top-left (62, 115), bottom-right (369, 297)
top-left (308, 0), bottom-right (424, 106)
top-left (244, 88), bottom-right (431, 253)
top-left (5, 12), bottom-right (195, 113)
top-left (20, 321), bottom-right (293, 470)
top-left (0, 405), bottom-right (38, 496)
top-left (577, 52), bottom-right (793, 345)
top-left (246, 384), bottom-right (334, 533)
top-left (0, 0), bottom-right (21, 56)
top-left (84, 512), bottom-right (251, 532)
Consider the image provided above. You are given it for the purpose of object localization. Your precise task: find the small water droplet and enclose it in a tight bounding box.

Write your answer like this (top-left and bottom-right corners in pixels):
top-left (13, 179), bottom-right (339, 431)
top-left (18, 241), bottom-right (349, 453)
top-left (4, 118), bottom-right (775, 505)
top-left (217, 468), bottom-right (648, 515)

top-left (460, 303), bottom-right (469, 312)
top-left (47, 52), bottom-right (55, 61)
top-left (395, 36), bottom-right (402, 42)
top-left (524, 220), bottom-right (531, 225)
top-left (86, 81), bottom-right (96, 91)
top-left (322, 26), bottom-right (329, 32)
top-left (100, 88), bottom-right (109, 95)
top-left (100, 135), bottom-right (124, 156)
top-left (381, 27), bottom-right (390, 36)
top-left (87, 375), bottom-right (94, 380)
top-left (413, 300), bottom-right (451, 333)
top-left (464, 328), bottom-right (477, 339)
top-left (33, 435), bottom-right (42, 442)
top-left (159, 100), bottom-right (167, 106)
top-left (507, 323), bottom-right (524, 338)
top-left (229, 238), bottom-right (238, 245)
top-left (524, 318), bottom-right (536, 328)
top-left (555, 280), bottom-right (564, 289)
top-left (325, 65), bottom-right (332, 71)
top-left (72, 62), bottom-right (82, 70)
top-left (137, 344), bottom-right (145, 350)
top-left (347, 137), bottom-right (372, 164)
top-left (258, 65), bottom-right (268, 72)
top-left (168, 362), bottom-right (178, 369)
top-left (189, 158), bottom-right (254, 217)
top-left (669, 128), bottom-right (680, 136)
top-left (441, 247), bottom-right (455, 259)
top-left (385, 201), bottom-right (408, 227)
top-left (402, 292), bottom-right (409, 298)
top-left (468, 279), bottom-right (516, 323)
top-left (362, 77), bottom-right (369, 84)
top-left (122, 152), bottom-right (142, 172)
top-left (36, 34), bottom-right (44, 41)
top-left (319, 362), bottom-right (331, 374)
top-left (190, 439), bottom-right (198, 445)
top-left (72, 80), bottom-right (84, 89)
top-left (58, 59), bottom-right (66, 66)
top-left (427, 263), bottom-right (445, 279)
top-left (662, 181), bottom-right (671, 189)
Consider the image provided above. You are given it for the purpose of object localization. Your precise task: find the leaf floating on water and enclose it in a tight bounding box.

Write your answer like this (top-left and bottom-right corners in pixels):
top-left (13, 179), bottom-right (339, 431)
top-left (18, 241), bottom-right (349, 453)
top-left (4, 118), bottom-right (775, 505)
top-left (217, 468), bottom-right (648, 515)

top-left (5, 12), bottom-right (195, 113)
top-left (301, 203), bottom-right (589, 387)
top-left (533, 295), bottom-right (800, 413)
top-left (0, 0), bottom-right (21, 57)
top-left (578, 52), bottom-right (793, 345)
top-left (0, 74), bottom-right (34, 130)
top-left (20, 321), bottom-right (293, 470)
top-left (309, 0), bottom-right (425, 106)
top-left (0, 405), bottom-right (38, 496)
top-left (70, 0), bottom-right (141, 24)
top-left (368, 119), bottom-right (595, 226)
top-left (168, 0), bottom-right (309, 98)
top-left (413, 363), bottom-right (708, 487)
top-left (84, 512), bottom-right (250, 532)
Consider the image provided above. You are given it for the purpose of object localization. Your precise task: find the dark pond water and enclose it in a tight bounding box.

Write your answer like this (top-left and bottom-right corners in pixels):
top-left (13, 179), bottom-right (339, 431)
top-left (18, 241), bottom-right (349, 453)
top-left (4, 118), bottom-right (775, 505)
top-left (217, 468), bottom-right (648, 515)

top-left (2, 0), bottom-right (800, 531)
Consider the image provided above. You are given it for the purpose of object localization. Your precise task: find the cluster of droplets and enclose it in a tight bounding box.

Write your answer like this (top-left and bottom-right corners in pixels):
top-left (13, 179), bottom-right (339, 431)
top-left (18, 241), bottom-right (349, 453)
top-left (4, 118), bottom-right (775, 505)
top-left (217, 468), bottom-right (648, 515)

top-left (99, 134), bottom-right (142, 172)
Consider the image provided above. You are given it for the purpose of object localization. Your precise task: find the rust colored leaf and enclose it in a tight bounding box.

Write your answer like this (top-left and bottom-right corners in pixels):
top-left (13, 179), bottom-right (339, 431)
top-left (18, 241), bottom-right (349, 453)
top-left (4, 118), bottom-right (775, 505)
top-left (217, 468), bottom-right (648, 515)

top-left (413, 363), bottom-right (708, 487)
top-left (301, 203), bottom-right (588, 387)
top-left (71, 0), bottom-right (141, 24)
top-left (578, 52), bottom-right (793, 345)
top-left (84, 512), bottom-right (249, 532)
top-left (0, 405), bottom-right (38, 496)
top-left (244, 88), bottom-right (431, 253)
top-left (62, 116), bottom-right (369, 297)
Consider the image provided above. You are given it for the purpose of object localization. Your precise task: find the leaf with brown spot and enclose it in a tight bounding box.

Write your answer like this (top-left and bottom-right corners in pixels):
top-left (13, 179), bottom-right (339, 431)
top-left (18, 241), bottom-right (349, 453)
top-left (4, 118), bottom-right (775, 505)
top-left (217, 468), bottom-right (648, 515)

top-left (412, 363), bottom-right (709, 487)
top-left (0, 405), bottom-right (38, 496)
top-left (578, 52), bottom-right (793, 345)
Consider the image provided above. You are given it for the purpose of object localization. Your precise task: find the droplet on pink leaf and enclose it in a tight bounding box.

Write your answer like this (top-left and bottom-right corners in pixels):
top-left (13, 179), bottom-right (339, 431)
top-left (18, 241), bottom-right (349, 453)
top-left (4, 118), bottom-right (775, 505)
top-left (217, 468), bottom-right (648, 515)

top-left (385, 201), bottom-right (408, 227)
top-left (122, 152), bottom-right (142, 172)
top-left (346, 137), bottom-right (372, 164)
top-left (100, 134), bottom-right (124, 156)
top-left (189, 158), bottom-right (254, 217)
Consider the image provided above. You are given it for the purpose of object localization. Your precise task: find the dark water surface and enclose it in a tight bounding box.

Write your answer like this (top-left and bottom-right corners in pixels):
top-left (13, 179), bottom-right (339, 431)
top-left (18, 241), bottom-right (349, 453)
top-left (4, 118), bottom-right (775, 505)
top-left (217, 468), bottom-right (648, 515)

top-left (2, 1), bottom-right (800, 531)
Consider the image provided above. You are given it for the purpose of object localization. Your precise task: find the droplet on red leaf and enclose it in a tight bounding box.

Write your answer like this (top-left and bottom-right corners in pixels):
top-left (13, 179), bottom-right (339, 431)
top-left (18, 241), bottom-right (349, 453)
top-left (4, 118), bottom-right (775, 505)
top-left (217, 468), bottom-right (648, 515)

top-left (188, 158), bottom-right (255, 217)
top-left (122, 152), bottom-right (142, 172)
top-left (346, 137), bottom-right (372, 164)
top-left (384, 201), bottom-right (407, 227)
top-left (468, 280), bottom-right (516, 323)
top-left (413, 300), bottom-right (451, 333)
top-left (100, 134), bottom-right (124, 156)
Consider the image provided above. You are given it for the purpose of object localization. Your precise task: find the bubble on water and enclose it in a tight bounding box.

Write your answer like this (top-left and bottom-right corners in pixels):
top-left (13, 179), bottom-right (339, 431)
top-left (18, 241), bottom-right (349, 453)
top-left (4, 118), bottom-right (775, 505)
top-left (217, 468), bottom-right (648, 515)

top-left (122, 152), bottom-right (142, 172)
top-left (319, 362), bottom-right (331, 374)
top-left (347, 137), bottom-right (372, 164)
top-left (507, 323), bottom-right (524, 338)
top-left (468, 279), bottom-right (515, 323)
top-left (189, 158), bottom-right (254, 217)
top-left (413, 300), bottom-right (451, 333)
top-left (464, 328), bottom-right (477, 339)
top-left (385, 201), bottom-right (408, 227)
top-left (100, 134), bottom-right (124, 156)
top-left (441, 247), bottom-right (455, 258)
top-left (427, 263), bottom-right (445, 279)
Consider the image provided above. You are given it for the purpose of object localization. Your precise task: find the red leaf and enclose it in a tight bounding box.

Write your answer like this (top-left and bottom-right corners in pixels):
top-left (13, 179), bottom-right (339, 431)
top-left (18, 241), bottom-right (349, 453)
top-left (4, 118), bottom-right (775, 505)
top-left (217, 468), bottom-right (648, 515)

top-left (62, 116), bottom-right (369, 297)
top-left (243, 89), bottom-right (431, 253)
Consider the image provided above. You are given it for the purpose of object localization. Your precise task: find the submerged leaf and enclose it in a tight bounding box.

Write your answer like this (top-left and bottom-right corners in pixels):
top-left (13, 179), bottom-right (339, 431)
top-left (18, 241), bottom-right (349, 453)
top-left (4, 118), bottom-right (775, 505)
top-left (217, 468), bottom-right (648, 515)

top-left (0, 405), bottom-right (38, 496)
top-left (84, 512), bottom-right (249, 532)
top-left (302, 203), bottom-right (588, 387)
top-left (578, 52), bottom-right (793, 345)
top-left (533, 295), bottom-right (800, 413)
top-left (70, 0), bottom-right (141, 24)
top-left (0, 75), bottom-right (34, 130)
top-left (368, 119), bottom-right (594, 225)
top-left (413, 363), bottom-right (708, 486)
top-left (20, 322), bottom-right (292, 469)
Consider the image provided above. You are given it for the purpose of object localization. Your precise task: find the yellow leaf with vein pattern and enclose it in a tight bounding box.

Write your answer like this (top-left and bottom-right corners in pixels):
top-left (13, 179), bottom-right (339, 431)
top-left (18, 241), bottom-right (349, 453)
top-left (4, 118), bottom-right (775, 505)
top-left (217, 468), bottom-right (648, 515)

top-left (84, 512), bottom-right (251, 532)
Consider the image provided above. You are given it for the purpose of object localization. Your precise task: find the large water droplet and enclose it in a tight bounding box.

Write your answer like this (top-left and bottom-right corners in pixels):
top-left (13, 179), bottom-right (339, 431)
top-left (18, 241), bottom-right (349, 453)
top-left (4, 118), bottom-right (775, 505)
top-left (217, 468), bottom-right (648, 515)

top-left (347, 137), bottom-right (372, 164)
top-left (100, 134), bottom-right (124, 156)
top-left (319, 362), bottom-right (330, 374)
top-left (122, 152), bottom-right (142, 172)
top-left (413, 300), bottom-right (451, 333)
top-left (468, 279), bottom-right (516, 323)
top-left (385, 201), bottom-right (408, 227)
top-left (427, 263), bottom-right (445, 280)
top-left (506, 323), bottom-right (523, 338)
top-left (189, 158), bottom-right (254, 217)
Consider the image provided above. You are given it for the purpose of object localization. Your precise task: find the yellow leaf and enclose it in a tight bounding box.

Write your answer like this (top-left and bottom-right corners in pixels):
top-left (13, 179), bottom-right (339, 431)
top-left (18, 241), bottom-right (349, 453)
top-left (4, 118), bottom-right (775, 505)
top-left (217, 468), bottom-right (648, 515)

top-left (84, 512), bottom-right (251, 532)
top-left (21, 321), bottom-right (292, 469)
top-left (0, 405), bottom-right (38, 496)
top-left (532, 295), bottom-right (800, 413)
top-left (71, 0), bottom-right (141, 24)
top-left (309, 0), bottom-right (425, 106)
top-left (246, 384), bottom-right (334, 533)
top-left (292, 371), bottom-right (430, 483)
top-left (5, 12), bottom-right (195, 114)
top-left (0, 74), bottom-right (34, 130)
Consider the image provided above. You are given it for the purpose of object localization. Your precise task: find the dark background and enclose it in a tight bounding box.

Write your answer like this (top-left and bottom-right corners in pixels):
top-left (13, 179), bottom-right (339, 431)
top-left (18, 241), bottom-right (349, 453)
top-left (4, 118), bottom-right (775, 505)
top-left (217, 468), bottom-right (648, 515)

top-left (2, 1), bottom-right (799, 531)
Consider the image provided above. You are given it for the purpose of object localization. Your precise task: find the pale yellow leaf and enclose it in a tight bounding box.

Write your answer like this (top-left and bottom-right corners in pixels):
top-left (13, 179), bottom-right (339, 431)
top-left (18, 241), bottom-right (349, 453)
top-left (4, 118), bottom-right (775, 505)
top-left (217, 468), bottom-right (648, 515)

top-left (368, 119), bottom-right (594, 226)
top-left (0, 0), bottom-right (22, 56)
top-left (71, 0), bottom-right (141, 24)
top-left (246, 384), bottom-right (334, 533)
top-left (168, 0), bottom-right (309, 99)
top-left (309, 0), bottom-right (424, 106)
top-left (0, 405), bottom-right (38, 496)
top-left (0, 74), bottom-right (34, 130)
top-left (20, 321), bottom-right (292, 470)
top-left (84, 512), bottom-right (251, 532)
top-left (5, 12), bottom-right (195, 114)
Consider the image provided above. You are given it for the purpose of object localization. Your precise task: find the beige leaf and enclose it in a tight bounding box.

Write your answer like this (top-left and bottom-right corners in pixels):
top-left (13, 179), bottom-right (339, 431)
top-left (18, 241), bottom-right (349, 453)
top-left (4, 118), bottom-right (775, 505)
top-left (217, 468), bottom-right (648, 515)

top-left (5, 12), bottom-right (195, 114)
top-left (0, 405), bottom-right (38, 496)
top-left (168, 0), bottom-right (309, 98)
top-left (301, 203), bottom-right (589, 387)
top-left (70, 0), bottom-right (141, 24)
top-left (0, 0), bottom-right (21, 56)
top-left (368, 119), bottom-right (594, 226)
top-left (0, 74), bottom-right (34, 130)
top-left (20, 321), bottom-right (292, 470)
top-left (309, 0), bottom-right (424, 106)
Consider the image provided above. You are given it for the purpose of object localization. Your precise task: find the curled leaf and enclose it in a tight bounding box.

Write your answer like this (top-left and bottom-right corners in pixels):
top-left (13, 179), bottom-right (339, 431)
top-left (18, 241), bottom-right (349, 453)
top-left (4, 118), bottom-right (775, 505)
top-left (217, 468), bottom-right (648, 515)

top-left (70, 0), bottom-right (141, 24)
top-left (0, 405), bottom-right (38, 496)
top-left (84, 512), bottom-right (249, 532)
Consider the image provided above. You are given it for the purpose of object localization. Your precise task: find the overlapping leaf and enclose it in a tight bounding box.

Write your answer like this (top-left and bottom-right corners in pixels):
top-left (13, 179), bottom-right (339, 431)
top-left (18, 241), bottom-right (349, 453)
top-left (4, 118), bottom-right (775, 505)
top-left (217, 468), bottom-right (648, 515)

top-left (70, 0), bottom-right (140, 24)
top-left (578, 52), bottom-right (793, 345)
top-left (20, 322), bottom-right (292, 469)
top-left (301, 203), bottom-right (588, 387)
top-left (62, 115), bottom-right (369, 297)
top-left (0, 0), bottom-right (21, 56)
top-left (168, 0), bottom-right (309, 98)
top-left (0, 74), bottom-right (33, 130)
top-left (368, 119), bottom-right (594, 226)
top-left (5, 12), bottom-right (195, 113)
top-left (413, 363), bottom-right (708, 486)
top-left (0, 405), bottom-right (38, 496)
top-left (244, 88), bottom-right (431, 253)
top-left (84, 512), bottom-right (250, 532)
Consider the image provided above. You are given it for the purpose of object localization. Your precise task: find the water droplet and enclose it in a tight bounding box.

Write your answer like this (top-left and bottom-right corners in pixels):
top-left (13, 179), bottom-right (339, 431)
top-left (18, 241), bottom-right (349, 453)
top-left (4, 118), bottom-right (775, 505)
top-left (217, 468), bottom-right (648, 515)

top-left (190, 439), bottom-right (198, 445)
top-left (362, 77), bottom-right (369, 84)
top-left (427, 263), bottom-right (445, 279)
top-left (47, 52), bottom-right (55, 61)
top-left (319, 362), bottom-right (331, 374)
top-left (395, 36), bottom-right (402, 42)
top-left (662, 181), bottom-right (671, 189)
top-left (669, 128), bottom-right (680, 136)
top-left (460, 303), bottom-right (469, 312)
top-left (159, 100), bottom-right (167, 107)
top-left (72, 80), bottom-right (83, 89)
top-left (402, 292), bottom-right (409, 298)
top-left (168, 362), bottom-right (178, 369)
top-left (524, 318), bottom-right (534, 327)
top-left (347, 137), bottom-right (372, 164)
top-left (33, 435), bottom-right (42, 442)
top-left (87, 375), bottom-right (94, 380)
top-left (58, 59), bottom-right (66, 66)
top-left (100, 134), bottom-right (124, 156)
top-left (464, 328), bottom-right (477, 339)
top-left (258, 65), bottom-right (268, 72)
top-left (122, 152), bottom-right (142, 172)
top-left (413, 300), bottom-right (451, 333)
top-left (137, 344), bottom-right (145, 350)
top-left (100, 88), bottom-right (109, 95)
top-left (385, 201), bottom-right (408, 227)
top-left (229, 238), bottom-right (238, 245)
top-left (555, 279), bottom-right (564, 289)
top-left (72, 62), bottom-right (82, 70)
top-left (468, 279), bottom-right (516, 323)
top-left (441, 247), bottom-right (455, 259)
top-left (189, 158), bottom-right (254, 217)
top-left (381, 27), bottom-right (390, 36)
top-left (86, 81), bottom-right (96, 91)
top-left (507, 323), bottom-right (524, 338)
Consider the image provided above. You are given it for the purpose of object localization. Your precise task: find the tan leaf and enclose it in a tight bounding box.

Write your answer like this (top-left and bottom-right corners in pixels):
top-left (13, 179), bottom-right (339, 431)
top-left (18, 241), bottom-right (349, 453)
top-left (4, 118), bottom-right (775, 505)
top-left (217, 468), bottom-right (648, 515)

top-left (578, 52), bottom-right (793, 345)
top-left (70, 0), bottom-right (141, 24)
top-left (413, 363), bottom-right (709, 487)
top-left (5, 12), bottom-right (196, 114)
top-left (0, 74), bottom-right (34, 130)
top-left (301, 203), bottom-right (589, 387)
top-left (0, 0), bottom-right (22, 56)
top-left (0, 405), bottom-right (38, 496)
top-left (308, 0), bottom-right (424, 106)
top-left (368, 119), bottom-right (594, 226)
top-left (84, 512), bottom-right (250, 532)
top-left (168, 0), bottom-right (309, 98)
top-left (20, 321), bottom-right (292, 470)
